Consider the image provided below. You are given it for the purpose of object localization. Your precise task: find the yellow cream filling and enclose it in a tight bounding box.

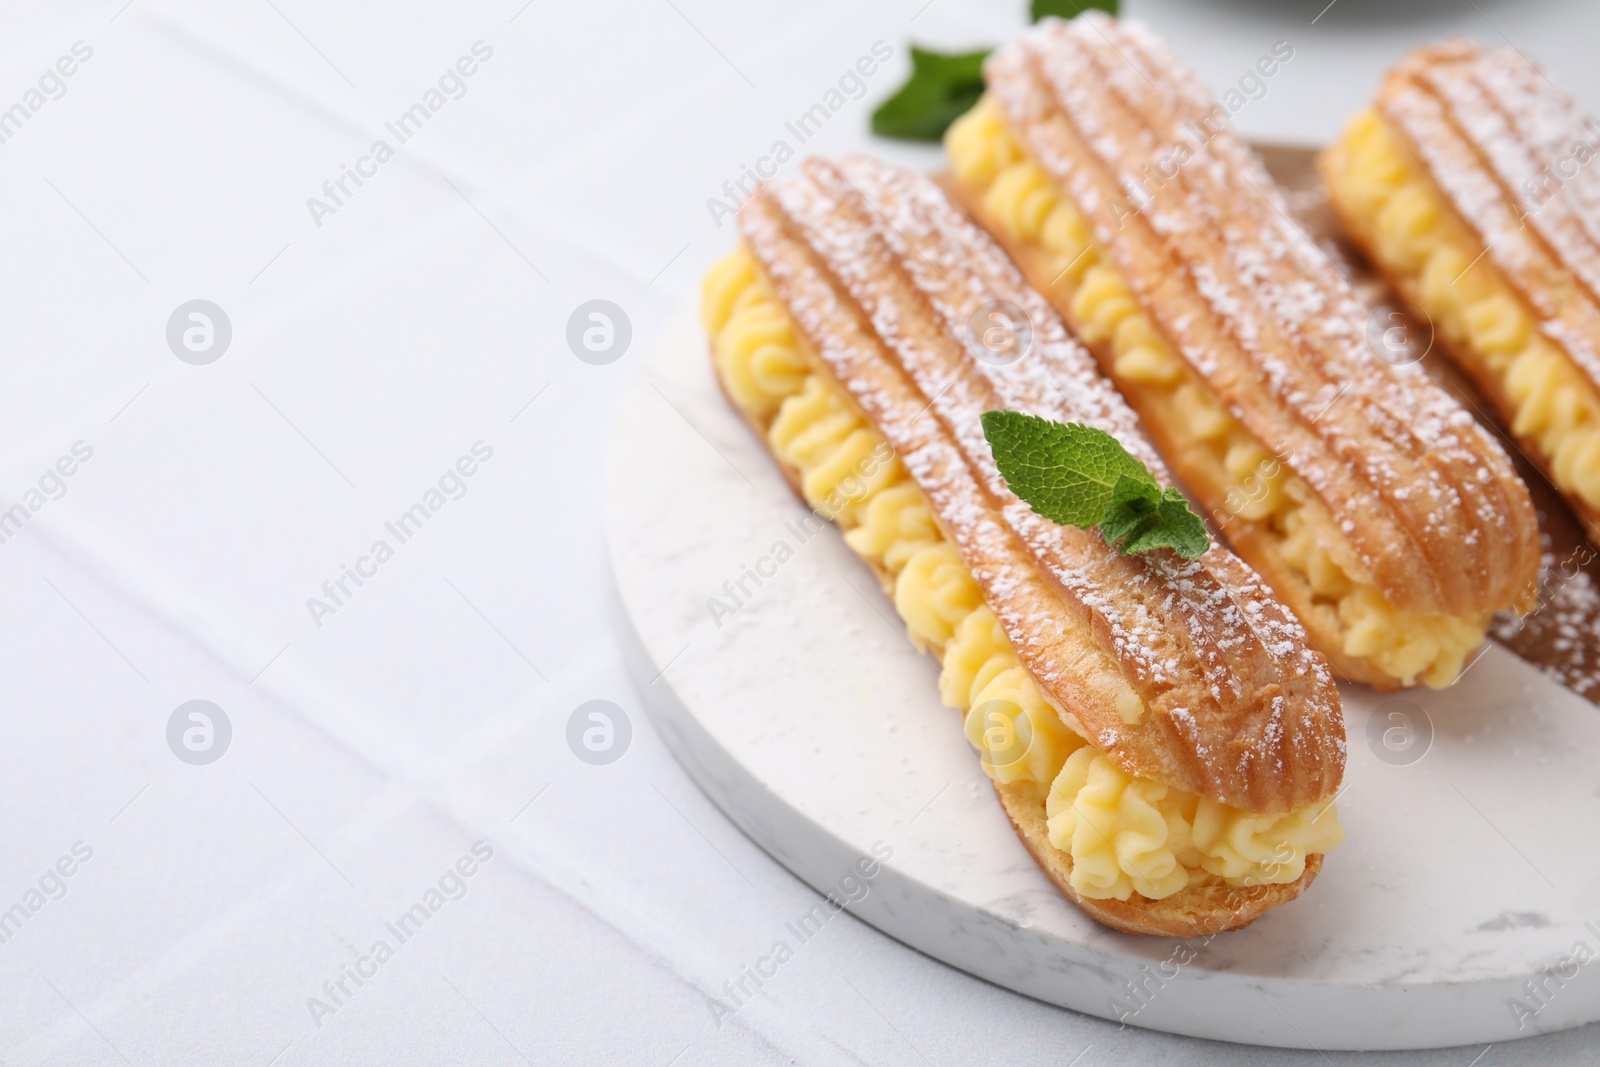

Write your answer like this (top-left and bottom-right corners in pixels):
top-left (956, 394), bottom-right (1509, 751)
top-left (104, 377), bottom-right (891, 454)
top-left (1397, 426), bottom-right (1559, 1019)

top-left (1329, 109), bottom-right (1600, 516)
top-left (702, 246), bottom-right (1342, 900)
top-left (946, 96), bottom-right (1486, 688)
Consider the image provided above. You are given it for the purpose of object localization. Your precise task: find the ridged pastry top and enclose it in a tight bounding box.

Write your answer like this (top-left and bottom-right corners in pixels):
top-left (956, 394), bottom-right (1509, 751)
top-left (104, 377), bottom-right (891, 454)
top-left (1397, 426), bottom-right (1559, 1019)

top-left (737, 154), bottom-right (1344, 811)
top-left (984, 14), bottom-right (1539, 620)
top-left (1376, 40), bottom-right (1600, 399)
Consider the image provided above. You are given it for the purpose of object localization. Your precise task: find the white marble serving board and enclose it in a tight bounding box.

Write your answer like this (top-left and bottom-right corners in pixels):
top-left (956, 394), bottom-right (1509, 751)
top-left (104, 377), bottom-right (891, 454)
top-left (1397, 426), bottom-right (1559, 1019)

top-left (605, 308), bottom-right (1600, 1051)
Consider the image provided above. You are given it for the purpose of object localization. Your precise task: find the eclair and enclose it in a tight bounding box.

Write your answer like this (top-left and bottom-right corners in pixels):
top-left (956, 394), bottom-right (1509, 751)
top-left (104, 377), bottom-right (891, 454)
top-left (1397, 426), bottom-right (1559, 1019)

top-left (702, 153), bottom-right (1345, 936)
top-left (943, 14), bottom-right (1541, 690)
top-left (1322, 40), bottom-right (1600, 549)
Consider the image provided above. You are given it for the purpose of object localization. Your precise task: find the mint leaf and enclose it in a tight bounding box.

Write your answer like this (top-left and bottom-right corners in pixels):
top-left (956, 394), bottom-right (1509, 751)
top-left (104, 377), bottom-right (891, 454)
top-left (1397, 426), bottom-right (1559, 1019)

top-left (981, 410), bottom-right (1210, 559)
top-left (870, 46), bottom-right (990, 142)
top-left (981, 410), bottom-right (1154, 527)
top-left (1031, 0), bottom-right (1118, 21)
top-left (901, 46), bottom-right (988, 84)
top-left (1098, 474), bottom-right (1161, 548)
top-left (1108, 486), bottom-right (1210, 558)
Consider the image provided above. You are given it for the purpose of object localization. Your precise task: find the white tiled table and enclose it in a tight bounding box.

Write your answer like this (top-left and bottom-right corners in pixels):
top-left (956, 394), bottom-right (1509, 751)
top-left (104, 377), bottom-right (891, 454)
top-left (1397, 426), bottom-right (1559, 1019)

top-left (1, 1), bottom-right (1595, 1063)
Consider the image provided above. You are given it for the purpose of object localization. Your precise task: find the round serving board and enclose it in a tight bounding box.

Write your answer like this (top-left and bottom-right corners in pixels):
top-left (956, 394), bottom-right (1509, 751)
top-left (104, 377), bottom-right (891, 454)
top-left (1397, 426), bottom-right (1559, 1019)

top-left (607, 306), bottom-right (1600, 1051)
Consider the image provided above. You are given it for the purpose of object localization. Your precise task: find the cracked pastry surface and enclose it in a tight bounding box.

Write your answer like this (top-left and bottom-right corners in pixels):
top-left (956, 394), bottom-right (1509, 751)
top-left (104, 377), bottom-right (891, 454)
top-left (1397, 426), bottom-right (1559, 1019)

top-left (944, 14), bottom-right (1540, 690)
top-left (702, 154), bottom-right (1345, 936)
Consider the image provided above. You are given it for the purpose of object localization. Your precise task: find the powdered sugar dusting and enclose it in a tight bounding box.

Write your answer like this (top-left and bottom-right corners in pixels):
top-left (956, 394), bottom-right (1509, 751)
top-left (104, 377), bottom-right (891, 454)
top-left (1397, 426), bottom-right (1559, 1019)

top-left (1491, 530), bottom-right (1600, 699)
top-left (984, 14), bottom-right (1536, 617)
top-left (1383, 41), bottom-right (1600, 394)
top-left (737, 153), bottom-right (1344, 809)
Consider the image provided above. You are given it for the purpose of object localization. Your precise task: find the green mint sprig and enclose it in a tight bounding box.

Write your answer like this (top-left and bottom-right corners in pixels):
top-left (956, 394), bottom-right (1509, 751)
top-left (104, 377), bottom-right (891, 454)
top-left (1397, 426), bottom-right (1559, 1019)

top-left (1030, 0), bottom-right (1117, 21)
top-left (869, 0), bottom-right (1118, 142)
top-left (980, 410), bottom-right (1210, 559)
top-left (870, 47), bottom-right (990, 142)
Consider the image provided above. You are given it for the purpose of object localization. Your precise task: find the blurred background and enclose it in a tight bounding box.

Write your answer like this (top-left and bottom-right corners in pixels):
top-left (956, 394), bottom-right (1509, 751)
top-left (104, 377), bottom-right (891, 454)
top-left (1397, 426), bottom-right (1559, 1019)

top-left (0, 0), bottom-right (1596, 1063)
